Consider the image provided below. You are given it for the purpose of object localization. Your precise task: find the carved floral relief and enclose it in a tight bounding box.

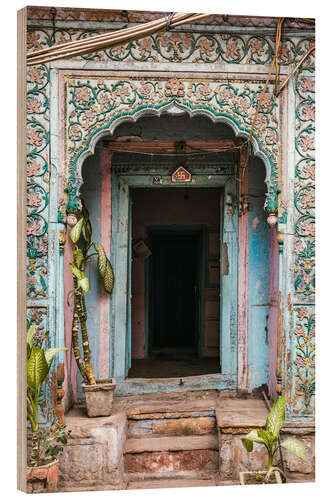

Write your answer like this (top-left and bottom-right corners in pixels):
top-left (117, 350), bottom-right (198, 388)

top-left (64, 76), bottom-right (280, 211)
top-left (26, 64), bottom-right (50, 299)
top-left (27, 27), bottom-right (314, 68)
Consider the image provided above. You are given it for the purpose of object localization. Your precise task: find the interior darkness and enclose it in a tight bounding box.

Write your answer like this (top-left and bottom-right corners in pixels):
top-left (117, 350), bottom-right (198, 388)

top-left (114, 113), bottom-right (225, 378)
top-left (150, 232), bottom-right (199, 351)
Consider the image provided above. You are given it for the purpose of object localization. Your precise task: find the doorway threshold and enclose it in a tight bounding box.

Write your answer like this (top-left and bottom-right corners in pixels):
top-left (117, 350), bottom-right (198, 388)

top-left (115, 373), bottom-right (237, 396)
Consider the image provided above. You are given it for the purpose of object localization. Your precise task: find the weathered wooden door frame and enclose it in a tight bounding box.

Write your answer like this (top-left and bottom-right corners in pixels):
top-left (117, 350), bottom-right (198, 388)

top-left (111, 170), bottom-right (239, 395)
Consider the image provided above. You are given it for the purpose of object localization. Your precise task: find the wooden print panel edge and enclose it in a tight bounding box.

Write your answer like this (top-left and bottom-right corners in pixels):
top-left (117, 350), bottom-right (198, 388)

top-left (17, 6), bottom-right (27, 493)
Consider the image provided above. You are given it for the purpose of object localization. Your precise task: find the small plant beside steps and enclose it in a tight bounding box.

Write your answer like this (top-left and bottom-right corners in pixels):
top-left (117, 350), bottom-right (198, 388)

top-left (26, 324), bottom-right (70, 493)
top-left (68, 201), bottom-right (116, 417)
top-left (240, 395), bottom-right (307, 485)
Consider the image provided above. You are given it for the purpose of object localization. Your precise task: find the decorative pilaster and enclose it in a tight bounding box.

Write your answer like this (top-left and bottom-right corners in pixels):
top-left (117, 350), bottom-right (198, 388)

top-left (237, 149), bottom-right (249, 391)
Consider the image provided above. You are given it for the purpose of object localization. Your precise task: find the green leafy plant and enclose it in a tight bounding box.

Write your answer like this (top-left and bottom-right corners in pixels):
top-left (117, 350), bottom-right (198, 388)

top-left (27, 324), bottom-right (68, 467)
top-left (241, 395), bottom-right (307, 483)
top-left (68, 200), bottom-right (114, 385)
top-left (39, 419), bottom-right (71, 464)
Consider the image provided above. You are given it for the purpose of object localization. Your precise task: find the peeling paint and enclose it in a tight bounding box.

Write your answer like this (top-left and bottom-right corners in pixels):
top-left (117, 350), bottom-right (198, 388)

top-left (252, 216), bottom-right (260, 230)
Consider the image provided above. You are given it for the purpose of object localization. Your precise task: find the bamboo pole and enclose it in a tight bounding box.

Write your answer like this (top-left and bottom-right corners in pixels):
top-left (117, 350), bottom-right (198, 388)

top-left (28, 12), bottom-right (192, 57)
top-left (27, 13), bottom-right (210, 66)
top-left (101, 139), bottom-right (244, 153)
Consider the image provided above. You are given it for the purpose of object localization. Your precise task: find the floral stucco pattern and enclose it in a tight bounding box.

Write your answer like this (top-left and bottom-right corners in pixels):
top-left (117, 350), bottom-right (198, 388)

top-left (65, 76), bottom-right (279, 211)
top-left (293, 306), bottom-right (315, 415)
top-left (27, 28), bottom-right (314, 67)
top-left (292, 45), bottom-right (315, 416)
top-left (294, 47), bottom-right (315, 298)
top-left (27, 64), bottom-right (50, 298)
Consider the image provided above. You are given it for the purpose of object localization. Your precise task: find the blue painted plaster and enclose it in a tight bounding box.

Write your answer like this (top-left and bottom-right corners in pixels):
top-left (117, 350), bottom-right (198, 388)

top-left (247, 157), bottom-right (270, 390)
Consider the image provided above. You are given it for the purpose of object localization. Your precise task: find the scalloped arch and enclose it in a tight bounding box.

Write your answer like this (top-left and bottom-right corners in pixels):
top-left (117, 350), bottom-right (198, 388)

top-left (65, 79), bottom-right (279, 213)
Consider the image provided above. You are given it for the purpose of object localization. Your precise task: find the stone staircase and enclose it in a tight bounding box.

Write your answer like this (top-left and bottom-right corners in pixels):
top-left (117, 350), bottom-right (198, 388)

top-left (124, 399), bottom-right (220, 489)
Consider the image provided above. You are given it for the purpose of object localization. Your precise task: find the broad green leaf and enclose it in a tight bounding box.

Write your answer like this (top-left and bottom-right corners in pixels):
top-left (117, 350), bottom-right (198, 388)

top-left (27, 347), bottom-right (49, 390)
top-left (257, 429), bottom-right (277, 449)
top-left (27, 324), bottom-right (36, 349)
top-left (103, 260), bottom-right (114, 294)
top-left (27, 343), bottom-right (32, 360)
top-left (242, 437), bottom-right (254, 452)
top-left (73, 248), bottom-right (84, 269)
top-left (81, 200), bottom-right (92, 245)
top-left (44, 347), bottom-right (69, 368)
top-left (78, 276), bottom-right (89, 293)
top-left (67, 290), bottom-right (75, 306)
top-left (241, 429), bottom-right (266, 452)
top-left (93, 243), bottom-right (107, 278)
top-left (266, 395), bottom-right (286, 438)
top-left (69, 263), bottom-right (83, 281)
top-left (81, 198), bottom-right (90, 222)
top-left (82, 218), bottom-right (92, 245)
top-left (281, 437), bottom-right (307, 462)
top-left (69, 217), bottom-right (83, 243)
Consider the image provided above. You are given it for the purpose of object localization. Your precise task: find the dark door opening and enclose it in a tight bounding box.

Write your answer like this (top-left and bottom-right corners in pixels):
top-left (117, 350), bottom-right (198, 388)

top-left (150, 232), bottom-right (199, 354)
top-left (128, 187), bottom-right (221, 379)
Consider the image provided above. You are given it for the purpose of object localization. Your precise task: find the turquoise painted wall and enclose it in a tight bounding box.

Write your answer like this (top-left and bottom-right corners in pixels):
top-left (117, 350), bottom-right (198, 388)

top-left (247, 157), bottom-right (270, 390)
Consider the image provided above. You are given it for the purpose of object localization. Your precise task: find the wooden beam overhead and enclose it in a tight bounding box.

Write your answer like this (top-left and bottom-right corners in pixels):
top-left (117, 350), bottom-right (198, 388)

top-left (102, 139), bottom-right (244, 153)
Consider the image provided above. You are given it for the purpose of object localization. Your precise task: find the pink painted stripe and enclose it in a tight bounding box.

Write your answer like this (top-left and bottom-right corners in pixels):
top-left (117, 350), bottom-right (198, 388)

top-left (59, 71), bottom-right (77, 408)
top-left (268, 227), bottom-right (279, 399)
top-left (99, 150), bottom-right (112, 378)
top-left (238, 150), bottom-right (249, 391)
top-left (63, 230), bottom-right (77, 404)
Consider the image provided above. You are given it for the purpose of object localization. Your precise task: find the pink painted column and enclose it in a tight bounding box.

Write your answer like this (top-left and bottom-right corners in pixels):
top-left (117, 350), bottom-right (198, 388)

top-left (59, 70), bottom-right (77, 410)
top-left (268, 227), bottom-right (279, 399)
top-left (99, 150), bottom-right (112, 378)
top-left (63, 230), bottom-right (77, 407)
top-left (238, 149), bottom-right (249, 391)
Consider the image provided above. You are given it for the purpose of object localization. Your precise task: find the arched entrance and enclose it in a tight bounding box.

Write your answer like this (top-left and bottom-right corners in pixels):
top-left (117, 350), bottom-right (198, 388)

top-left (76, 110), bottom-right (272, 395)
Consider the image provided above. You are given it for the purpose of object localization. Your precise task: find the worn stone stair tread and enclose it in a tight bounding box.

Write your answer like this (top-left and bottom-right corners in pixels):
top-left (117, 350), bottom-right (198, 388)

top-left (215, 399), bottom-right (267, 429)
top-left (127, 478), bottom-right (219, 489)
top-left (126, 470), bottom-right (218, 481)
top-left (124, 434), bottom-right (218, 453)
top-left (127, 399), bottom-right (216, 419)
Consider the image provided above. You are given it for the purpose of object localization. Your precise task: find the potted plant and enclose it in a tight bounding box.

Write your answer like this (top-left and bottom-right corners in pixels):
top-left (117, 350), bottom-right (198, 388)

top-left (240, 395), bottom-right (307, 485)
top-left (67, 201), bottom-right (116, 417)
top-left (26, 324), bottom-right (70, 493)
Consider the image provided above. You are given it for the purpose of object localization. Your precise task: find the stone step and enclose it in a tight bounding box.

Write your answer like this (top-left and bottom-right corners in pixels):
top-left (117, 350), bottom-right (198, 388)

top-left (124, 434), bottom-right (218, 453)
top-left (126, 470), bottom-right (223, 489)
top-left (127, 400), bottom-right (216, 419)
top-left (127, 478), bottom-right (218, 490)
top-left (126, 470), bottom-right (218, 481)
top-left (128, 415), bottom-right (217, 438)
top-left (125, 448), bottom-right (219, 474)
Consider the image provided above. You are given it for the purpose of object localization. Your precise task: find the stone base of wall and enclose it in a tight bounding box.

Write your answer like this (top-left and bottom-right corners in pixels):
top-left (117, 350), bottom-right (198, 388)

top-left (216, 399), bottom-right (315, 481)
top-left (58, 392), bottom-right (315, 492)
top-left (58, 408), bottom-right (127, 491)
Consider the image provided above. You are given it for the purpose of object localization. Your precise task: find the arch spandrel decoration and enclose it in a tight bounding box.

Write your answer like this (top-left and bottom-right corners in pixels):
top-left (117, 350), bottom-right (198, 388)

top-left (63, 75), bottom-right (280, 212)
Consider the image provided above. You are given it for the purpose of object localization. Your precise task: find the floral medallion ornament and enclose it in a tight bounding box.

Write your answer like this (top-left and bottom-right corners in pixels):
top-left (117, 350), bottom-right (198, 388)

top-left (66, 213), bottom-right (78, 227)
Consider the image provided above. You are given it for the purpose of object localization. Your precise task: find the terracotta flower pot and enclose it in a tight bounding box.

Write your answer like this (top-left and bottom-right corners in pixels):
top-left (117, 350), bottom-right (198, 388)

top-left (239, 470), bottom-right (282, 485)
top-left (27, 459), bottom-right (59, 493)
top-left (82, 378), bottom-right (117, 417)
